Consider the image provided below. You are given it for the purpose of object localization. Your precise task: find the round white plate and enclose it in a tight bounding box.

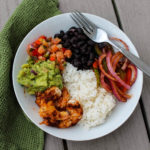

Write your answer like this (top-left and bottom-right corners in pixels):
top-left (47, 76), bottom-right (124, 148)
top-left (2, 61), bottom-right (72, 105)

top-left (12, 13), bottom-right (143, 141)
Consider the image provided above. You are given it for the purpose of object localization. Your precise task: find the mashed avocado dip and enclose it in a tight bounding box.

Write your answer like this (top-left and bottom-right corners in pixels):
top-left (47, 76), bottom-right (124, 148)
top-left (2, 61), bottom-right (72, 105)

top-left (17, 59), bottom-right (63, 94)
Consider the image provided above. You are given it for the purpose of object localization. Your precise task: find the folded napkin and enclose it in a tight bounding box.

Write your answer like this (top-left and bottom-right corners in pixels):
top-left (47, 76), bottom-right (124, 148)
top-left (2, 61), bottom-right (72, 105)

top-left (0, 0), bottom-right (60, 149)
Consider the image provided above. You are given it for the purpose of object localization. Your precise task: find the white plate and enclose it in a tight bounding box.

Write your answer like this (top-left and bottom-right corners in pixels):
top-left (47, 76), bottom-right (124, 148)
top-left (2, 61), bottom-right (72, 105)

top-left (12, 13), bottom-right (143, 141)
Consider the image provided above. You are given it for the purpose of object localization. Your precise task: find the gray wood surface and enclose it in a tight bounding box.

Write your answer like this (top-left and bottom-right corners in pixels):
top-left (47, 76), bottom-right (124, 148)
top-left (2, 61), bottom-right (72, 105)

top-left (59, 0), bottom-right (149, 149)
top-left (0, 0), bottom-right (149, 150)
top-left (0, 0), bottom-right (64, 150)
top-left (115, 0), bottom-right (150, 134)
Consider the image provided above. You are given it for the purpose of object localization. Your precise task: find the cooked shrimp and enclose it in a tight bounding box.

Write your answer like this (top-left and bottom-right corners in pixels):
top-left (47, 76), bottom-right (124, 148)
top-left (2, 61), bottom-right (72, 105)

top-left (57, 99), bottom-right (83, 128)
top-left (55, 87), bottom-right (70, 109)
top-left (35, 86), bottom-right (61, 106)
top-left (45, 86), bottom-right (62, 100)
top-left (36, 86), bottom-right (83, 128)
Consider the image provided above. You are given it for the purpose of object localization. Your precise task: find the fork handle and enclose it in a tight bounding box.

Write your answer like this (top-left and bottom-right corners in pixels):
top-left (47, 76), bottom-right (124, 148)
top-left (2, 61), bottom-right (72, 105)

top-left (108, 40), bottom-right (150, 77)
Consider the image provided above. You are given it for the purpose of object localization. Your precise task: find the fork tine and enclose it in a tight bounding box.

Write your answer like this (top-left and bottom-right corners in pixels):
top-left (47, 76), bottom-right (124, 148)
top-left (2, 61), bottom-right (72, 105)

top-left (73, 11), bottom-right (94, 31)
top-left (72, 12), bottom-right (92, 33)
top-left (75, 10), bottom-right (98, 29)
top-left (70, 13), bottom-right (91, 37)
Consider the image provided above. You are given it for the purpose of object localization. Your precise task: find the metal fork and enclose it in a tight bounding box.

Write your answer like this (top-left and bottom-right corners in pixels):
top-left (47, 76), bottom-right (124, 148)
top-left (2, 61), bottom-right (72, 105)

top-left (70, 11), bottom-right (150, 77)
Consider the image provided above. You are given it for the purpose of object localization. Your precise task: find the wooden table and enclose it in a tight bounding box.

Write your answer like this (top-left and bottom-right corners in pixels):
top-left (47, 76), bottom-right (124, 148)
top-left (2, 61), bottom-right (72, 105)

top-left (1, 0), bottom-right (150, 149)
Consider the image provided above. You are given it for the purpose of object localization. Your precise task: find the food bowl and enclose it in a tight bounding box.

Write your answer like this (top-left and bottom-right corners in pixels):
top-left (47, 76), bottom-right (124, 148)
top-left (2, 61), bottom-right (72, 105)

top-left (12, 13), bottom-right (143, 141)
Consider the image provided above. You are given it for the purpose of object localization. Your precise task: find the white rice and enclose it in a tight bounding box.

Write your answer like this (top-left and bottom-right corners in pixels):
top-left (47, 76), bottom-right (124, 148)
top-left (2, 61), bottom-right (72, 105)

top-left (63, 63), bottom-right (116, 128)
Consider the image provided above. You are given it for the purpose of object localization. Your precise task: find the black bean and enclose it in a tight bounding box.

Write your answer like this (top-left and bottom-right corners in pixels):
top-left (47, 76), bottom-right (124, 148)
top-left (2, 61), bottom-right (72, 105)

top-left (98, 42), bottom-right (107, 49)
top-left (70, 37), bottom-right (77, 44)
top-left (63, 34), bottom-right (68, 41)
top-left (85, 48), bottom-right (90, 54)
top-left (87, 46), bottom-right (92, 51)
top-left (74, 54), bottom-right (80, 59)
top-left (78, 34), bottom-right (87, 40)
top-left (77, 28), bottom-right (83, 34)
top-left (67, 31), bottom-right (74, 36)
top-left (89, 53), bottom-right (95, 60)
top-left (87, 60), bottom-right (93, 66)
top-left (81, 44), bottom-right (87, 49)
top-left (74, 32), bottom-right (79, 36)
top-left (74, 49), bottom-right (80, 54)
top-left (81, 48), bottom-right (86, 54)
top-left (87, 40), bottom-right (95, 46)
top-left (74, 59), bottom-right (81, 67)
top-left (54, 34), bottom-right (61, 38)
top-left (63, 42), bottom-right (70, 48)
top-left (72, 44), bottom-right (77, 48)
top-left (60, 30), bottom-right (65, 37)
top-left (69, 27), bottom-right (77, 32)
top-left (69, 26), bottom-right (77, 30)
top-left (77, 41), bottom-right (85, 47)
top-left (83, 65), bottom-right (89, 69)
top-left (81, 57), bottom-right (87, 64)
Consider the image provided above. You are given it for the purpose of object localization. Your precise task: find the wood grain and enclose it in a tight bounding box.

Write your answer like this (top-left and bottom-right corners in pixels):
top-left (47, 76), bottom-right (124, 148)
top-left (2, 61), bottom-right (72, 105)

top-left (44, 134), bottom-right (64, 150)
top-left (115, 0), bottom-right (150, 139)
top-left (67, 105), bottom-right (149, 150)
top-left (0, 0), bottom-right (22, 29)
top-left (0, 0), bottom-right (64, 150)
top-left (59, 0), bottom-right (149, 149)
top-left (0, 0), bottom-right (149, 150)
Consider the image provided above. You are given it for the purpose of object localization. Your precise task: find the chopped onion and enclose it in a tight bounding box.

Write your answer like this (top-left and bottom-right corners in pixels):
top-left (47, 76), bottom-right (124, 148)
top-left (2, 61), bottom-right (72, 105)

top-left (109, 80), bottom-right (127, 102)
top-left (109, 37), bottom-right (129, 51)
top-left (111, 52), bottom-right (122, 64)
top-left (31, 70), bottom-right (37, 75)
top-left (100, 73), bottom-right (112, 93)
top-left (106, 51), bottom-right (131, 90)
top-left (98, 53), bottom-right (116, 81)
top-left (121, 58), bottom-right (128, 70)
top-left (112, 53), bottom-right (123, 71)
top-left (117, 87), bottom-right (131, 99)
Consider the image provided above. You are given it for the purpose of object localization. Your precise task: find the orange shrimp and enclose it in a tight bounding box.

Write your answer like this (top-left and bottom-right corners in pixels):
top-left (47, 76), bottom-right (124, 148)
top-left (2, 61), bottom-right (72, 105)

top-left (36, 87), bottom-right (83, 128)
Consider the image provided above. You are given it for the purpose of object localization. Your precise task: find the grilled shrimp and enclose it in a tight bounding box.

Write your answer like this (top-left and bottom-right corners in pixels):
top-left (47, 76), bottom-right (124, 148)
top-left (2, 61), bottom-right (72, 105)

top-left (36, 86), bottom-right (83, 128)
top-left (57, 99), bottom-right (83, 128)
top-left (55, 87), bottom-right (70, 109)
top-left (40, 99), bottom-right (83, 128)
top-left (35, 86), bottom-right (62, 106)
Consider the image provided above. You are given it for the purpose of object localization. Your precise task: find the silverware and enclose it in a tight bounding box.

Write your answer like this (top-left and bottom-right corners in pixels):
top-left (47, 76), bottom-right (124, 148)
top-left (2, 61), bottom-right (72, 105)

top-left (70, 11), bottom-right (150, 77)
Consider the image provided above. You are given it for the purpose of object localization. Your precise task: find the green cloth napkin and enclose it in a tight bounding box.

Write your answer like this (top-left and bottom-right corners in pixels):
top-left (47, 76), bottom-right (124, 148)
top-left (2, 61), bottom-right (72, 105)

top-left (0, 0), bottom-right (60, 149)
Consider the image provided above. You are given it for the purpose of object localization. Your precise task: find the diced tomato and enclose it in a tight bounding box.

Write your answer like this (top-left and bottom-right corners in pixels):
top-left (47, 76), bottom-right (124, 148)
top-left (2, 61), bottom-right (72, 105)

top-left (38, 56), bottom-right (46, 61)
top-left (32, 49), bottom-right (39, 56)
top-left (49, 56), bottom-right (56, 61)
top-left (56, 51), bottom-right (64, 62)
top-left (38, 45), bottom-right (46, 54)
top-left (51, 44), bottom-right (59, 52)
top-left (35, 35), bottom-right (47, 45)
top-left (62, 47), bottom-right (66, 53)
top-left (49, 53), bottom-right (56, 61)
top-left (52, 37), bottom-right (61, 44)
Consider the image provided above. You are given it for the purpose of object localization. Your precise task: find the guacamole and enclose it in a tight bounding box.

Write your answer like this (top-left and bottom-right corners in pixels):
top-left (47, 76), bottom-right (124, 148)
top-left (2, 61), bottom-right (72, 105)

top-left (17, 59), bottom-right (63, 94)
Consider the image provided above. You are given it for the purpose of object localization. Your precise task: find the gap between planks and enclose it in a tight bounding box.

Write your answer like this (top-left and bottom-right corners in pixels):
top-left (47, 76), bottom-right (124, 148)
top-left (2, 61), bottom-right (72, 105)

top-left (113, 0), bottom-right (150, 142)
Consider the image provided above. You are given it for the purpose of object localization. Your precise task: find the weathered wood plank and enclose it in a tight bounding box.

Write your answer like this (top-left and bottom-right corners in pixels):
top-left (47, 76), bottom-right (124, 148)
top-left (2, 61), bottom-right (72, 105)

top-left (115, 0), bottom-right (150, 139)
top-left (59, 0), bottom-right (149, 149)
top-left (44, 134), bottom-right (64, 150)
top-left (67, 105), bottom-right (149, 150)
top-left (0, 0), bottom-right (22, 29)
top-left (0, 0), bottom-right (64, 150)
top-left (0, 0), bottom-right (149, 150)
